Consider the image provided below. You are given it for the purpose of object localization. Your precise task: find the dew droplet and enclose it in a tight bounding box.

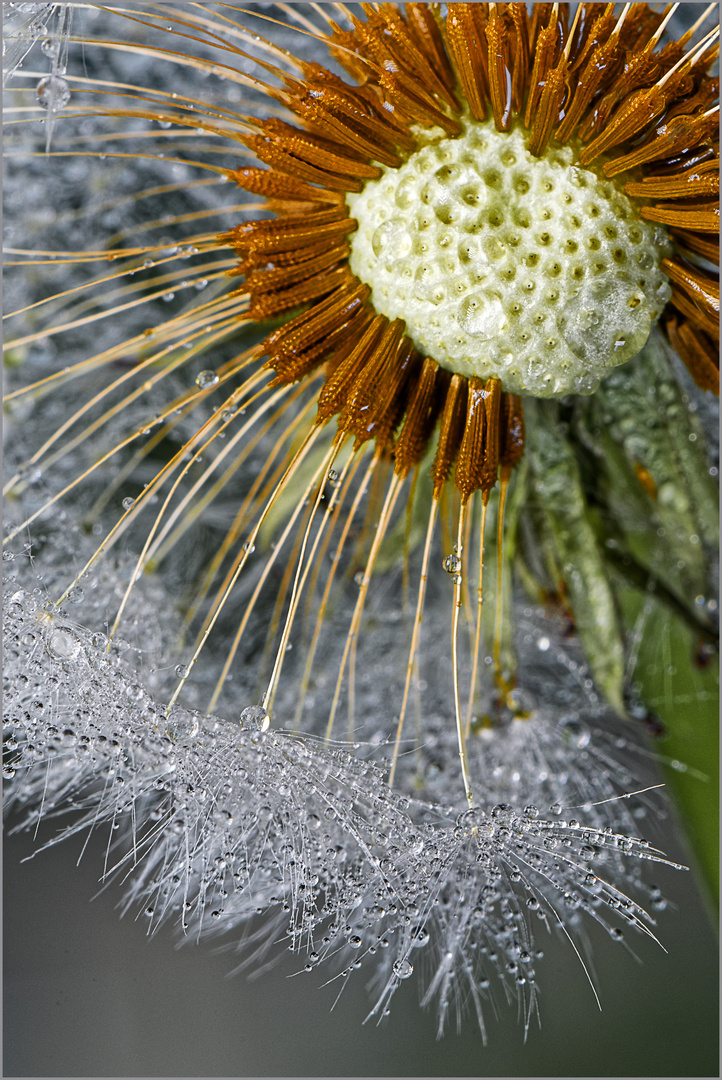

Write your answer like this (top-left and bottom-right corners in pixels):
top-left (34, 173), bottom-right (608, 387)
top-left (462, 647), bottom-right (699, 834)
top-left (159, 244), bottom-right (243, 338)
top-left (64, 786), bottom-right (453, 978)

top-left (443, 553), bottom-right (461, 574)
top-left (393, 958), bottom-right (413, 979)
top-left (371, 218), bottom-right (411, 261)
top-left (195, 369), bottom-right (219, 389)
top-left (457, 289), bottom-right (507, 339)
top-left (165, 708), bottom-right (200, 740)
top-left (37, 74), bottom-right (71, 110)
top-left (239, 705), bottom-right (269, 732)
top-left (46, 627), bottom-right (81, 660)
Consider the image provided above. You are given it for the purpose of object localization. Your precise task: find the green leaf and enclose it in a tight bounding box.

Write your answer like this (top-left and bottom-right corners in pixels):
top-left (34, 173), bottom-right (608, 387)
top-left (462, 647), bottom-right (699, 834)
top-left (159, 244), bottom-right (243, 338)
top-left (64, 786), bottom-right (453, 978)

top-left (578, 327), bottom-right (718, 609)
top-left (616, 585), bottom-right (719, 913)
top-left (524, 399), bottom-right (626, 714)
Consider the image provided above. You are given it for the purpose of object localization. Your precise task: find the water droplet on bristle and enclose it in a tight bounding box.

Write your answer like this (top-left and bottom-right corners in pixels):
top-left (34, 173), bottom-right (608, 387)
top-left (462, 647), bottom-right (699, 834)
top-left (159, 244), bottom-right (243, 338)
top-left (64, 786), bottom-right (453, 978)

top-left (443, 553), bottom-right (461, 574)
top-left (46, 627), bottom-right (81, 660)
top-left (37, 74), bottom-right (70, 110)
top-left (239, 705), bottom-right (269, 732)
top-left (165, 708), bottom-right (200, 740)
top-left (195, 369), bottom-right (219, 389)
top-left (393, 958), bottom-right (413, 979)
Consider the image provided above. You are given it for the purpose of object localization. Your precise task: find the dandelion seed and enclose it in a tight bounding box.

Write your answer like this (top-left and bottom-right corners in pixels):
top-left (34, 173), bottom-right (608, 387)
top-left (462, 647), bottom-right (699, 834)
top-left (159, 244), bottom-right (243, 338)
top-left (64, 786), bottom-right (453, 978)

top-left (3, 1), bottom-right (718, 1042)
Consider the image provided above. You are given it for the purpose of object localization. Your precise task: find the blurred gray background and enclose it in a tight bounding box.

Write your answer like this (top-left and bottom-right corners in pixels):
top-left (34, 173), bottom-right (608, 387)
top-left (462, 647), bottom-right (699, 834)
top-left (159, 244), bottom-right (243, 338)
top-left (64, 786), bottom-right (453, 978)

top-left (4, 809), bottom-right (718, 1076)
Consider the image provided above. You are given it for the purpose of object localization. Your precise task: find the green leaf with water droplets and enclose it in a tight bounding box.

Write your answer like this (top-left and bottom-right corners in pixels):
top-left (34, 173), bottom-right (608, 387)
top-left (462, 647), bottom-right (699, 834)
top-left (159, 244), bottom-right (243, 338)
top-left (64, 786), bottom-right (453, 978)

top-left (577, 327), bottom-right (717, 613)
top-left (524, 398), bottom-right (626, 714)
top-left (570, 327), bottom-right (719, 908)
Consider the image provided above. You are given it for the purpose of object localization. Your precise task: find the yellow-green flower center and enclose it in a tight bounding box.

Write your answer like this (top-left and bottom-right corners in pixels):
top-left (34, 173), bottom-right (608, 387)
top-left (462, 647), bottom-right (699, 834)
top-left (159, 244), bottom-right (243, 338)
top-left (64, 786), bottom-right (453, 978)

top-left (346, 116), bottom-right (672, 397)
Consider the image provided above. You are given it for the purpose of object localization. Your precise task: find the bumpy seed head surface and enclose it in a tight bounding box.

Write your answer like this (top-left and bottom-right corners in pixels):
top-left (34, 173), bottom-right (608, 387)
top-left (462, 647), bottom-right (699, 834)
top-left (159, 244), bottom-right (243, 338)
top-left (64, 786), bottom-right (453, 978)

top-left (347, 116), bottom-right (672, 398)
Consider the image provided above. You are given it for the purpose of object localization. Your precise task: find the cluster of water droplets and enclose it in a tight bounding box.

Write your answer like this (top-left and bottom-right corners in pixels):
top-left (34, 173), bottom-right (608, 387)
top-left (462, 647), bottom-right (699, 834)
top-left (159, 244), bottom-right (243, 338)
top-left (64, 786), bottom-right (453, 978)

top-left (3, 2), bottom-right (74, 154)
top-left (3, 3), bottom-right (55, 87)
top-left (4, 544), bottom-right (681, 1037)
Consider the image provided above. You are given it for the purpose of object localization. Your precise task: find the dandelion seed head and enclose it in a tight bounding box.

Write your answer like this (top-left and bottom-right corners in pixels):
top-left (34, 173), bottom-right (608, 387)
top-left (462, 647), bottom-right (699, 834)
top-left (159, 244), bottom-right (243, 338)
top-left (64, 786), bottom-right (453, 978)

top-left (347, 114), bottom-right (671, 397)
top-left (3, 0), bottom-right (717, 1044)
